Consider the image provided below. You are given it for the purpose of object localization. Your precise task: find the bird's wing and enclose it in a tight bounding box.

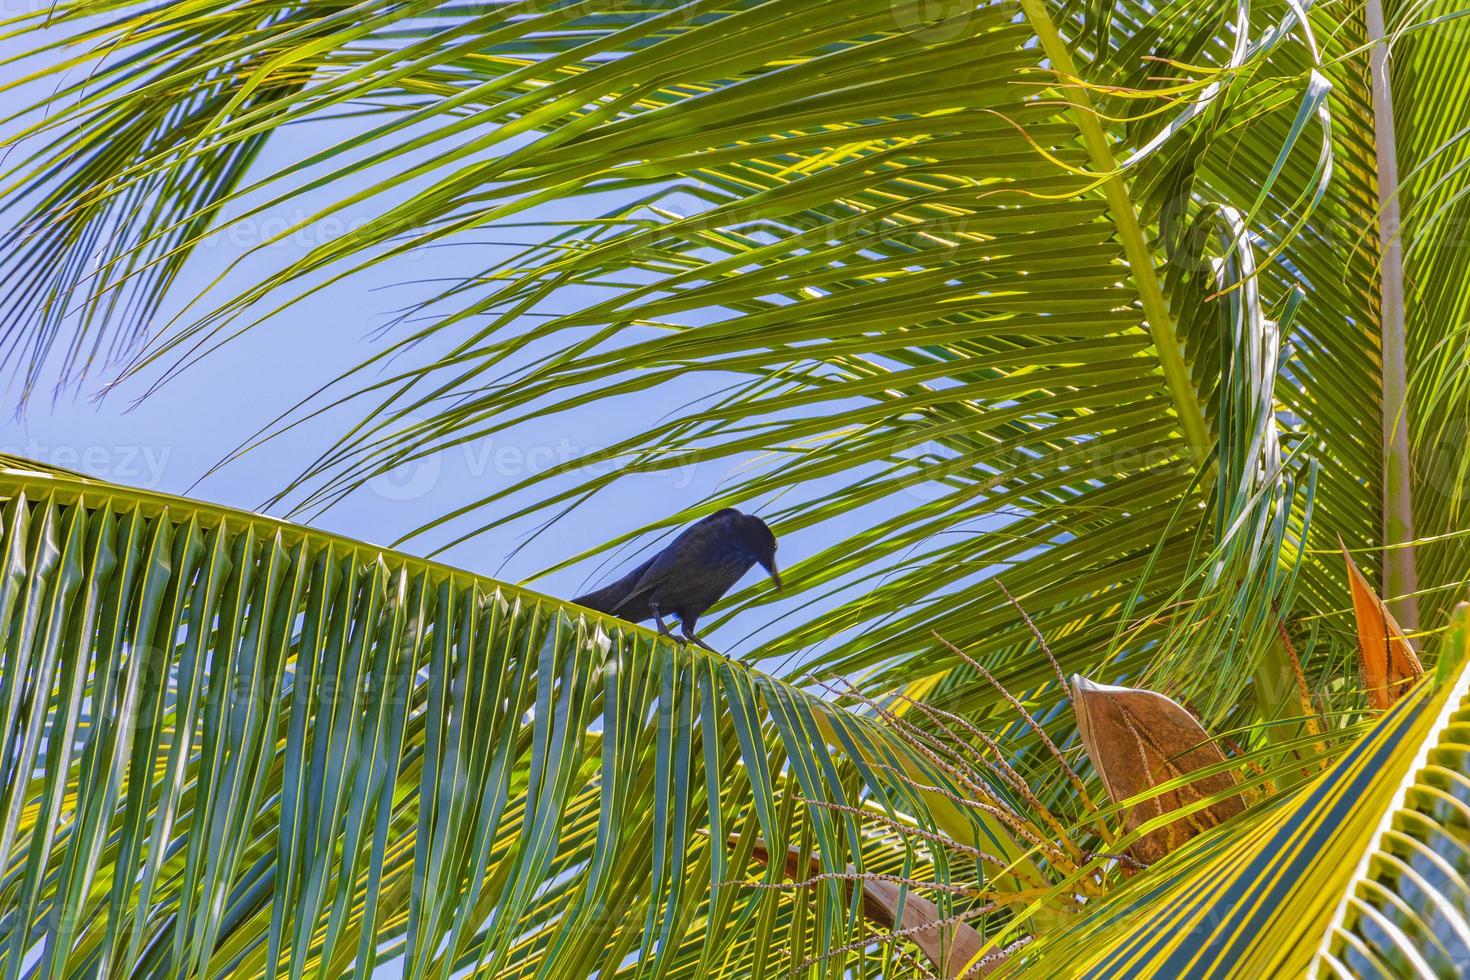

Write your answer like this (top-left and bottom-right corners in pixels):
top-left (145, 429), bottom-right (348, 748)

top-left (620, 512), bottom-right (735, 608)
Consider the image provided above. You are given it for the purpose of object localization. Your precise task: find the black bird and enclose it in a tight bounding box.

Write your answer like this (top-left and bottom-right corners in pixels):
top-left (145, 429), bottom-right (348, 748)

top-left (573, 509), bottom-right (780, 651)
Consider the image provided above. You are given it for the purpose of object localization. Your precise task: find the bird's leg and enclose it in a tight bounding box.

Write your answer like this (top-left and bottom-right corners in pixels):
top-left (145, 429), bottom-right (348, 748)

top-left (680, 618), bottom-right (719, 654)
top-left (649, 602), bottom-right (675, 639)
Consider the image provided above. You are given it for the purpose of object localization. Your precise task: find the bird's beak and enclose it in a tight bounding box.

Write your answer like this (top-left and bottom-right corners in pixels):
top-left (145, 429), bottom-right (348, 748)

top-left (768, 562), bottom-right (782, 591)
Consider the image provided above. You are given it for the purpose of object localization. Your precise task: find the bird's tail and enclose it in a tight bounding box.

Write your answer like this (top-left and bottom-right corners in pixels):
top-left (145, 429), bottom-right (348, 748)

top-left (572, 554), bottom-right (657, 619)
top-left (572, 581), bottom-right (627, 616)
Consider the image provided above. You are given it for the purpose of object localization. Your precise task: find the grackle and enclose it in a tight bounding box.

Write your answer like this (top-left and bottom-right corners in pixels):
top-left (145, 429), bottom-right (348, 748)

top-left (573, 509), bottom-right (780, 651)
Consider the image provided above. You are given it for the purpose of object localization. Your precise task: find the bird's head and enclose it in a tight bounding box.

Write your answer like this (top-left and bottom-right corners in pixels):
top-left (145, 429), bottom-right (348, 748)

top-left (735, 512), bottom-right (781, 590)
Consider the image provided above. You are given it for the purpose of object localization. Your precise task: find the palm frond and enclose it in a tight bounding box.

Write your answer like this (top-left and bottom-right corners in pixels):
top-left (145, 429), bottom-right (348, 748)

top-left (1314, 603), bottom-right (1470, 978)
top-left (999, 602), bottom-right (1470, 978)
top-left (0, 456), bottom-right (1026, 978)
top-left (0, 0), bottom-right (1344, 731)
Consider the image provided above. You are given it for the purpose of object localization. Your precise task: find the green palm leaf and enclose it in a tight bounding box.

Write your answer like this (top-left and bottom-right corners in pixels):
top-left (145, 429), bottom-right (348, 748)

top-left (9, 2), bottom-right (1470, 972)
top-left (1, 0), bottom-right (1346, 739)
top-left (998, 604), bottom-right (1470, 978)
top-left (0, 456), bottom-right (1024, 977)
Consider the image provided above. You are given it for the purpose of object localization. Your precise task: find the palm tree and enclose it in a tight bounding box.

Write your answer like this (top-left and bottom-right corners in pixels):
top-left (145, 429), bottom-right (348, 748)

top-left (3, 0), bottom-right (1470, 975)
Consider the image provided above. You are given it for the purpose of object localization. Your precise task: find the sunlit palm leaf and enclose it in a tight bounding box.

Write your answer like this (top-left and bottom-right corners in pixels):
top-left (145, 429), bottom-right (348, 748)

top-left (1313, 602), bottom-right (1470, 978)
top-left (0, 456), bottom-right (1021, 978)
top-left (998, 603), bottom-right (1470, 978)
top-left (1, 0), bottom-right (1348, 749)
top-left (12, 1), bottom-right (1470, 976)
